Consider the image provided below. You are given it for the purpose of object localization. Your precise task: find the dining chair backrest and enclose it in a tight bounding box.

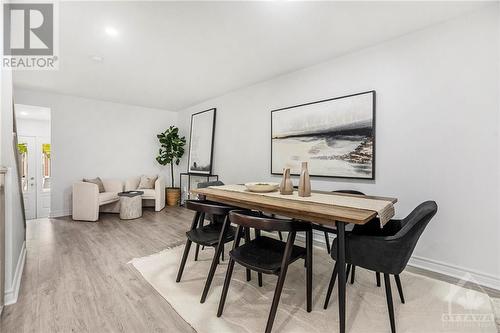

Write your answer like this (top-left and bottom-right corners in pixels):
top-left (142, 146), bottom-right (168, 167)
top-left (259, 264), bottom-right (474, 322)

top-left (332, 190), bottom-right (365, 196)
top-left (391, 201), bottom-right (437, 242)
top-left (385, 200), bottom-right (437, 273)
top-left (185, 199), bottom-right (234, 216)
top-left (338, 201), bottom-right (437, 275)
top-left (229, 210), bottom-right (311, 232)
top-left (196, 181), bottom-right (225, 203)
top-left (197, 180), bottom-right (225, 188)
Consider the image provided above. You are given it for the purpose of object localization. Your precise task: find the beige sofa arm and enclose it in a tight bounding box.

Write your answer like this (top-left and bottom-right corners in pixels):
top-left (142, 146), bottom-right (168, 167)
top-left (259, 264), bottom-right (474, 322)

top-left (155, 176), bottom-right (166, 211)
top-left (102, 179), bottom-right (124, 193)
top-left (72, 182), bottom-right (99, 221)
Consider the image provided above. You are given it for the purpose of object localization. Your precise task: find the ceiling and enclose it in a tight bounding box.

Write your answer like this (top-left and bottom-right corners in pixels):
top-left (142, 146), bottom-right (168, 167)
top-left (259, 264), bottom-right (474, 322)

top-left (13, 1), bottom-right (490, 111)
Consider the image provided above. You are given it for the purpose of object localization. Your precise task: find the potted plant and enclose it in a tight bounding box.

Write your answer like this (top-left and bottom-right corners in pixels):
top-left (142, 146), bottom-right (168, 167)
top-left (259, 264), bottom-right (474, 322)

top-left (156, 126), bottom-right (186, 206)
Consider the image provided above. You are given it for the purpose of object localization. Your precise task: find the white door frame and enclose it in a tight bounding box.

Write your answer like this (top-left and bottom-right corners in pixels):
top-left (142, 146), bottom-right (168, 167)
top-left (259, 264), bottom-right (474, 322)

top-left (18, 136), bottom-right (36, 220)
top-left (36, 136), bottom-right (50, 218)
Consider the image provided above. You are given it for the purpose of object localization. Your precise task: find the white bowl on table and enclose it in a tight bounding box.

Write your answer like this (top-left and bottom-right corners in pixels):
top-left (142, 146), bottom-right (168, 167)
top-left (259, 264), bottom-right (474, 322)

top-left (244, 182), bottom-right (280, 193)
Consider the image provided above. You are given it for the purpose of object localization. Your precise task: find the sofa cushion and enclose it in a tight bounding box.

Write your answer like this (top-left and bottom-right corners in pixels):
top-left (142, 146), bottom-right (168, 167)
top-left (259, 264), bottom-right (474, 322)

top-left (99, 192), bottom-right (119, 204)
top-left (138, 175), bottom-right (158, 189)
top-left (83, 177), bottom-right (105, 193)
top-left (125, 177), bottom-right (140, 191)
top-left (140, 189), bottom-right (156, 198)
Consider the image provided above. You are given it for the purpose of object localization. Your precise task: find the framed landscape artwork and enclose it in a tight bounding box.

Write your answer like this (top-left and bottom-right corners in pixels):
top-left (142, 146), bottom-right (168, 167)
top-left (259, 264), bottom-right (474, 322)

top-left (188, 108), bottom-right (216, 174)
top-left (271, 91), bottom-right (375, 179)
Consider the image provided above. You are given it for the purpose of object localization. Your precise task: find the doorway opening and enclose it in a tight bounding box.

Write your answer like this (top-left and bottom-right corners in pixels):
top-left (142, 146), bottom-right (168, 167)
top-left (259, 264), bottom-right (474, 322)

top-left (14, 104), bottom-right (51, 220)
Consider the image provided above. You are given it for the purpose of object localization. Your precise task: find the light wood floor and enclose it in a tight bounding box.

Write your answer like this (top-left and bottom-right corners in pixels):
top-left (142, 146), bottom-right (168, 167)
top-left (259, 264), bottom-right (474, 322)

top-left (1, 207), bottom-right (196, 333)
top-left (1, 207), bottom-right (499, 332)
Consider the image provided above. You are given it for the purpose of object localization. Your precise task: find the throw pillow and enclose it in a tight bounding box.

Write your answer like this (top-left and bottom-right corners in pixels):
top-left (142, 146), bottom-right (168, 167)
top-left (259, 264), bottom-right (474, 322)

top-left (83, 177), bottom-right (105, 193)
top-left (137, 175), bottom-right (158, 189)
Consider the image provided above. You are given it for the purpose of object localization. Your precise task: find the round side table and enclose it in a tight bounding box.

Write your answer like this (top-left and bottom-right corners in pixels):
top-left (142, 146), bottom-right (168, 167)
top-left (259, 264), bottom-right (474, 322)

top-left (118, 191), bottom-right (144, 220)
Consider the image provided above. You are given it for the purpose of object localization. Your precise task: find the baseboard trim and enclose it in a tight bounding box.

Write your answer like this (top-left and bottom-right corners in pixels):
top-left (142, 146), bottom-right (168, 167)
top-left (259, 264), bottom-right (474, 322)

top-left (49, 209), bottom-right (71, 218)
top-left (299, 231), bottom-right (500, 292)
top-left (408, 255), bottom-right (500, 291)
top-left (4, 241), bottom-right (26, 305)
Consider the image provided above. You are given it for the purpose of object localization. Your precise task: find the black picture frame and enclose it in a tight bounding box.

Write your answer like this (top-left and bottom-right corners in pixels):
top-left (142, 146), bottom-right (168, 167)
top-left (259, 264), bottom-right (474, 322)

top-left (271, 90), bottom-right (376, 180)
top-left (187, 108), bottom-right (216, 175)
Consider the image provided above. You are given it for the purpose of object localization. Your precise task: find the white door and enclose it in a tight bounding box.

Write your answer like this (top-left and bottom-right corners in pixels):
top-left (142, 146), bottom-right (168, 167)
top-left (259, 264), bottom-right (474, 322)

top-left (18, 136), bottom-right (36, 220)
top-left (36, 137), bottom-right (51, 218)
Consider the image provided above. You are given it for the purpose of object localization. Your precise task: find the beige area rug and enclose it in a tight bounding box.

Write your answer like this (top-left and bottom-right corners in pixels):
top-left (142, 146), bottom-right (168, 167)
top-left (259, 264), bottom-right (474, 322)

top-left (130, 244), bottom-right (497, 333)
top-left (492, 298), bottom-right (500, 329)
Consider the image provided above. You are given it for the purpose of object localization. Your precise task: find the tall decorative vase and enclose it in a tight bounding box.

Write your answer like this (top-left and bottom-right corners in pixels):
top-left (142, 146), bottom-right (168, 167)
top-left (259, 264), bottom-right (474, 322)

top-left (280, 168), bottom-right (294, 195)
top-left (298, 162), bottom-right (311, 197)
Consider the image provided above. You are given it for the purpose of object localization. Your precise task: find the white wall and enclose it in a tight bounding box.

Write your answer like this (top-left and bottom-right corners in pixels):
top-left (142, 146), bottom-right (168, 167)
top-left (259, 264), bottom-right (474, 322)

top-left (1, 70), bottom-right (26, 305)
top-left (178, 7), bottom-right (500, 288)
top-left (16, 118), bottom-right (50, 138)
top-left (1, 2), bottom-right (26, 307)
top-left (13, 90), bottom-right (178, 217)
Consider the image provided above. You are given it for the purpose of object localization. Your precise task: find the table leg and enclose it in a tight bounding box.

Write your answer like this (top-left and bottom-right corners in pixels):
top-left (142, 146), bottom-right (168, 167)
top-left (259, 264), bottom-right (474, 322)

top-left (336, 221), bottom-right (346, 333)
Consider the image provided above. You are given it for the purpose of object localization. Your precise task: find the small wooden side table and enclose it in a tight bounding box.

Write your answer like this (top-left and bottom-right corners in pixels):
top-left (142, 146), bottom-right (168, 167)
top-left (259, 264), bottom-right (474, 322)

top-left (118, 191), bottom-right (144, 220)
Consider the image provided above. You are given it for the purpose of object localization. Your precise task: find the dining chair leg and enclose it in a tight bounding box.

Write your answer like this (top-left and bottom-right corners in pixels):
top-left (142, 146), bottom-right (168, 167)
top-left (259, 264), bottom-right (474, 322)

top-left (324, 231), bottom-right (331, 254)
top-left (176, 239), bottom-right (192, 282)
top-left (217, 225), bottom-right (244, 317)
top-left (336, 221), bottom-right (347, 333)
top-left (194, 244), bottom-right (200, 261)
top-left (278, 231), bottom-right (283, 241)
top-left (306, 230), bottom-right (313, 312)
top-left (376, 272), bottom-right (381, 287)
top-left (384, 273), bottom-right (396, 333)
top-left (244, 227), bottom-right (252, 281)
top-left (198, 213), bottom-right (206, 239)
top-left (265, 232), bottom-right (296, 333)
top-left (350, 265), bottom-right (356, 284)
top-left (394, 275), bottom-right (405, 304)
top-left (216, 257), bottom-right (236, 317)
top-left (193, 211), bottom-right (205, 262)
top-left (221, 246), bottom-right (225, 262)
top-left (258, 273), bottom-right (263, 287)
top-left (345, 264), bottom-right (351, 283)
top-left (200, 216), bottom-right (230, 303)
top-left (323, 262), bottom-right (338, 309)
top-left (176, 212), bottom-right (201, 282)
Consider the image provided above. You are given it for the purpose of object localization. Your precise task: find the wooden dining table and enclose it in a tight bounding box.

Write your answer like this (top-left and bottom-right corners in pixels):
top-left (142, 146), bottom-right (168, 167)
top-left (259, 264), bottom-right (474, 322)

top-left (191, 185), bottom-right (397, 333)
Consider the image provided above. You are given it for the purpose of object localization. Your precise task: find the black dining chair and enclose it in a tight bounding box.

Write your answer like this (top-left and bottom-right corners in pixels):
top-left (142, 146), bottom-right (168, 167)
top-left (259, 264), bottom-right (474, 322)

top-left (217, 210), bottom-right (313, 333)
top-left (349, 216), bottom-right (405, 292)
top-left (197, 180), bottom-right (224, 189)
top-left (323, 190), bottom-right (403, 289)
top-left (194, 180), bottom-right (225, 260)
top-left (175, 199), bottom-right (252, 303)
top-left (323, 201), bottom-right (438, 333)
top-left (195, 180), bottom-right (285, 254)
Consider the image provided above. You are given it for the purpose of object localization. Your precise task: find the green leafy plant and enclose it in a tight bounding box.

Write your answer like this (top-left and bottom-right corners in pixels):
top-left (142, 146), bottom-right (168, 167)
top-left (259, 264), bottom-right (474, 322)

top-left (42, 143), bottom-right (51, 158)
top-left (156, 126), bottom-right (186, 188)
top-left (17, 143), bottom-right (27, 155)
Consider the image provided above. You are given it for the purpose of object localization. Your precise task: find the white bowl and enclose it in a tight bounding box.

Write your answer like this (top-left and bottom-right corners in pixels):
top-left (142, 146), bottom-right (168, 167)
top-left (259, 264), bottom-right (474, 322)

top-left (244, 182), bottom-right (280, 193)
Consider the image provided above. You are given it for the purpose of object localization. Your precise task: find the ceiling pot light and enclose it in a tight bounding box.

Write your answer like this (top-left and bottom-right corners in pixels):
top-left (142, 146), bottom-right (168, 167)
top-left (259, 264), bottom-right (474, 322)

top-left (90, 55), bottom-right (103, 62)
top-left (105, 26), bottom-right (119, 37)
